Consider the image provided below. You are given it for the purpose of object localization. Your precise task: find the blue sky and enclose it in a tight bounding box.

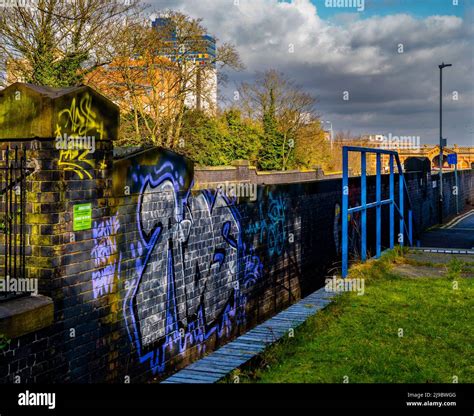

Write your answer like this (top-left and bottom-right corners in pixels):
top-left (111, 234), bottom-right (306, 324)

top-left (309, 0), bottom-right (465, 19)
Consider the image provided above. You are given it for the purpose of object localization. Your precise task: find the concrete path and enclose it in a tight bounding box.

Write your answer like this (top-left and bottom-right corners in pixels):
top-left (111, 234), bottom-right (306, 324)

top-left (405, 251), bottom-right (474, 265)
top-left (449, 209), bottom-right (474, 230)
top-left (399, 250), bottom-right (474, 279)
top-left (161, 288), bottom-right (337, 384)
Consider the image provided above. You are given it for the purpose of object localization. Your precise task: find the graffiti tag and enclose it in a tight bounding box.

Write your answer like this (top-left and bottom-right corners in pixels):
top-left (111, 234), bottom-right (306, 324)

top-left (56, 93), bottom-right (103, 179)
top-left (91, 215), bottom-right (121, 299)
top-left (245, 192), bottom-right (287, 257)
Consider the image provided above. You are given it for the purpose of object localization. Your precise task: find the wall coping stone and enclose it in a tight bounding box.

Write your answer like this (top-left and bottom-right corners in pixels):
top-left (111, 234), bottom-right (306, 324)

top-left (0, 295), bottom-right (54, 339)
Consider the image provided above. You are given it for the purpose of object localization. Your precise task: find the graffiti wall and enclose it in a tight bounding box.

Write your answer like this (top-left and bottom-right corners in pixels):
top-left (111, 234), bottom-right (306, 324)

top-left (112, 148), bottom-right (307, 377)
top-left (0, 141), bottom-right (472, 383)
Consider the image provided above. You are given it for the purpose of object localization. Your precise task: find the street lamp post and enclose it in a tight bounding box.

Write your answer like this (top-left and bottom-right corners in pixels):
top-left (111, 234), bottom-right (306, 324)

top-left (325, 120), bottom-right (334, 150)
top-left (438, 62), bottom-right (452, 224)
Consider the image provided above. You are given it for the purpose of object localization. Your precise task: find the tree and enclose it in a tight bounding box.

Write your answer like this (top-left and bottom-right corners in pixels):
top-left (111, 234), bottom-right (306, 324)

top-left (178, 109), bottom-right (262, 167)
top-left (86, 10), bottom-right (243, 148)
top-left (326, 131), bottom-right (368, 174)
top-left (259, 87), bottom-right (284, 170)
top-left (0, 0), bottom-right (146, 88)
top-left (238, 70), bottom-right (317, 170)
top-left (148, 11), bottom-right (244, 148)
top-left (293, 120), bottom-right (331, 170)
top-left (224, 109), bottom-right (262, 163)
top-left (178, 110), bottom-right (230, 166)
top-left (85, 21), bottom-right (178, 146)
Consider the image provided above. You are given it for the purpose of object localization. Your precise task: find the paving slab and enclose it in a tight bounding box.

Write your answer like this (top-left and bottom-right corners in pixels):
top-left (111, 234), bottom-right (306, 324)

top-left (161, 287), bottom-right (335, 384)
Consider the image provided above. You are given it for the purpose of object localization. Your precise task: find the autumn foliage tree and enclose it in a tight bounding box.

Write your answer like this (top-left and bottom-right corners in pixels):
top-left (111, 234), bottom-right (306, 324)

top-left (0, 0), bottom-right (145, 88)
top-left (87, 10), bottom-right (243, 148)
top-left (238, 70), bottom-right (318, 170)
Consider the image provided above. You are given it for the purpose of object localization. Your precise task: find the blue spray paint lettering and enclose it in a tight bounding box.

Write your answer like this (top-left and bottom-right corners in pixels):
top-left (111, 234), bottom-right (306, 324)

top-left (91, 215), bottom-right (121, 299)
top-left (245, 192), bottom-right (287, 257)
top-left (122, 161), bottom-right (266, 375)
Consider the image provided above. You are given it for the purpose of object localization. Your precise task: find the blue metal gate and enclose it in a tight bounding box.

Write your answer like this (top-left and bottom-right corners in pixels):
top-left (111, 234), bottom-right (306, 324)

top-left (342, 146), bottom-right (413, 278)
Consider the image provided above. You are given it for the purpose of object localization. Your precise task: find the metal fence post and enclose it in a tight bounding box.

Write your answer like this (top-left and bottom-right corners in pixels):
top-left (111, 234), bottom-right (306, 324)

top-left (389, 154), bottom-right (395, 249)
top-left (361, 151), bottom-right (367, 262)
top-left (376, 153), bottom-right (382, 258)
top-left (341, 146), bottom-right (413, 278)
top-left (342, 148), bottom-right (349, 278)
top-left (399, 171), bottom-right (405, 247)
top-left (408, 210), bottom-right (413, 247)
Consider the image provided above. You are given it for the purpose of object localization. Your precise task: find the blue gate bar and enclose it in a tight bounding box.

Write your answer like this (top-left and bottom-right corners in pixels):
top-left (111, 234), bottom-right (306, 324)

top-left (408, 210), bottom-right (413, 246)
top-left (343, 146), bottom-right (406, 155)
top-left (399, 162), bottom-right (405, 247)
top-left (348, 200), bottom-right (392, 213)
top-left (361, 151), bottom-right (367, 262)
top-left (376, 153), bottom-right (382, 258)
top-left (389, 155), bottom-right (395, 249)
top-left (341, 146), bottom-right (413, 278)
top-left (342, 147), bottom-right (349, 278)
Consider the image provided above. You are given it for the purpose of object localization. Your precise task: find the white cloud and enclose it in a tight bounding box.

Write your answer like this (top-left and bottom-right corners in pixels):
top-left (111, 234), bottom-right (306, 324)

top-left (148, 0), bottom-right (474, 146)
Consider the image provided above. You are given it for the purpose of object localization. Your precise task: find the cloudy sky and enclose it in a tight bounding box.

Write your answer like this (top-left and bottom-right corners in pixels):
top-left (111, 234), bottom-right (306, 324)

top-left (149, 0), bottom-right (473, 146)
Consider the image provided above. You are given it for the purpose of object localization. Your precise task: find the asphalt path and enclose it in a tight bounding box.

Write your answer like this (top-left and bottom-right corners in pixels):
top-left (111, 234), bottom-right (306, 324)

top-left (420, 211), bottom-right (474, 249)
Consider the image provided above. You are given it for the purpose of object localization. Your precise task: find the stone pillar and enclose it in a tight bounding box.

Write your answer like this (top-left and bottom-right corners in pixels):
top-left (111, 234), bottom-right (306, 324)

top-left (232, 160), bottom-right (251, 182)
top-left (0, 83), bottom-right (119, 305)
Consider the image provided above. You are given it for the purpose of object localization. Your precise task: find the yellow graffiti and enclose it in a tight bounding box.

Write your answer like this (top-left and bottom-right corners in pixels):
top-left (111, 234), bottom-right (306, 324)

top-left (59, 149), bottom-right (94, 180)
top-left (57, 93), bottom-right (104, 139)
top-left (56, 93), bottom-right (103, 179)
top-left (99, 157), bottom-right (107, 170)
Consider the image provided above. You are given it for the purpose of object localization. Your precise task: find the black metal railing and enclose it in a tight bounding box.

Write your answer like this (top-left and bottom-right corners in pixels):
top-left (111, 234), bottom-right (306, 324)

top-left (0, 146), bottom-right (32, 302)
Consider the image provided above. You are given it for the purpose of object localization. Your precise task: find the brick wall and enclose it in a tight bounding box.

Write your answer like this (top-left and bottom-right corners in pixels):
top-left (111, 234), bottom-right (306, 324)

top-left (193, 160), bottom-right (336, 187)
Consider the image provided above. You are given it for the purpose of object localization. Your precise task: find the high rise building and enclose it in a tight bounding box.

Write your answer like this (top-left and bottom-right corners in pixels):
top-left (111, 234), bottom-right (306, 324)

top-left (152, 17), bottom-right (217, 113)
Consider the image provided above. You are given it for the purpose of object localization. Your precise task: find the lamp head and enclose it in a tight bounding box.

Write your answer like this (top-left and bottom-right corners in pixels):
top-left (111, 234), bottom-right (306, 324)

top-left (439, 62), bottom-right (453, 69)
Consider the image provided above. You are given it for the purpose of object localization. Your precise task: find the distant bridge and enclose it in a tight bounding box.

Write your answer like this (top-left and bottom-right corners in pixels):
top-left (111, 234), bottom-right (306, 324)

top-left (397, 144), bottom-right (474, 170)
top-left (345, 141), bottom-right (474, 174)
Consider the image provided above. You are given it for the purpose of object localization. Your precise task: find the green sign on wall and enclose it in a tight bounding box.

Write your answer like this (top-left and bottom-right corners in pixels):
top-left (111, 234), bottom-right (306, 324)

top-left (73, 204), bottom-right (92, 231)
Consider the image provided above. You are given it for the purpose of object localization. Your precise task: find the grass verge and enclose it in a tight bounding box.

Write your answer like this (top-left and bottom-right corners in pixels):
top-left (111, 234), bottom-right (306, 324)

top-left (224, 249), bottom-right (474, 383)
